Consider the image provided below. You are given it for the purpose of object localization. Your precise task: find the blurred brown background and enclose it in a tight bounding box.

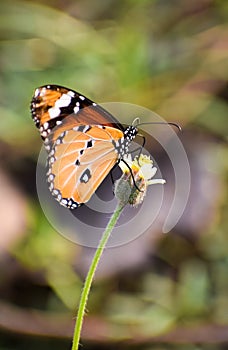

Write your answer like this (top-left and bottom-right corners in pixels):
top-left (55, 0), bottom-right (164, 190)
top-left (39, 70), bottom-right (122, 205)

top-left (0, 1), bottom-right (227, 349)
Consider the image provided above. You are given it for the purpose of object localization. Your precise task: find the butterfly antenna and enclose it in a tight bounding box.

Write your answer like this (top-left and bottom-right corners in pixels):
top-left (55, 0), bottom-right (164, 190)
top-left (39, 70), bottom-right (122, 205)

top-left (137, 121), bottom-right (181, 131)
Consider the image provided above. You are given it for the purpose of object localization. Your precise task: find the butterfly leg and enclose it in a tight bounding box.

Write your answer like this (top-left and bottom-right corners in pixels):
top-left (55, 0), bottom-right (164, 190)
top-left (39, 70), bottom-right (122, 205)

top-left (110, 169), bottom-right (115, 187)
top-left (129, 133), bottom-right (145, 159)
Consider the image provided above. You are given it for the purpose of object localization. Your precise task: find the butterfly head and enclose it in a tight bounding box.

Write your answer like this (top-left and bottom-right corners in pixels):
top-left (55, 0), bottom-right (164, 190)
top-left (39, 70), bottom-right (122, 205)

top-left (124, 125), bottom-right (138, 141)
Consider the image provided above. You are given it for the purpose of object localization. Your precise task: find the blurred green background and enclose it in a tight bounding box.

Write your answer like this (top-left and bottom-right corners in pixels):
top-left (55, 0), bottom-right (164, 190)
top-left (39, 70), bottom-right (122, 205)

top-left (0, 1), bottom-right (227, 349)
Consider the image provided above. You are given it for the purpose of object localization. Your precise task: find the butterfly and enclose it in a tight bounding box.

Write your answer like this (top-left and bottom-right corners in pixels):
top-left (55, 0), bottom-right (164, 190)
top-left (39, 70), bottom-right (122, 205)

top-left (31, 85), bottom-right (138, 209)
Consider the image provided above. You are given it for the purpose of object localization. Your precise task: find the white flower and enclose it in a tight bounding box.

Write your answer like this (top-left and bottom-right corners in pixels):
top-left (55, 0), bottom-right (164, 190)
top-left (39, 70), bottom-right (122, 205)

top-left (116, 154), bottom-right (166, 207)
top-left (119, 154), bottom-right (166, 185)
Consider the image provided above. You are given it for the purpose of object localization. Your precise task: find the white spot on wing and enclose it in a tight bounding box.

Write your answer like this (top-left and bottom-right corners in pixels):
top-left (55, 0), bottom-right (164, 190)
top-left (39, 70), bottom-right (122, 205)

top-left (34, 88), bottom-right (39, 97)
top-left (55, 93), bottom-right (72, 108)
top-left (79, 95), bottom-right (85, 100)
top-left (82, 174), bottom-right (89, 182)
top-left (49, 106), bottom-right (61, 119)
top-left (68, 91), bottom-right (75, 97)
top-left (74, 106), bottom-right (80, 114)
top-left (83, 125), bottom-right (90, 132)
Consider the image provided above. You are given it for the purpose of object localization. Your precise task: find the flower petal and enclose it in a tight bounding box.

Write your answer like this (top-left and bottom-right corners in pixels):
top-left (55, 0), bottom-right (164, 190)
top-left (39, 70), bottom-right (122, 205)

top-left (147, 179), bottom-right (166, 185)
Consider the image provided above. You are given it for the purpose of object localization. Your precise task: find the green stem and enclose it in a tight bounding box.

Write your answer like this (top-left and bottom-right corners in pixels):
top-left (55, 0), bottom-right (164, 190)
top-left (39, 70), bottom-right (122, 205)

top-left (71, 202), bottom-right (124, 350)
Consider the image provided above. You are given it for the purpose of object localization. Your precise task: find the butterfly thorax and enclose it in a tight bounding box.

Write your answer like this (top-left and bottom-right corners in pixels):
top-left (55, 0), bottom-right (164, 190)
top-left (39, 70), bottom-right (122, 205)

top-left (114, 125), bottom-right (138, 159)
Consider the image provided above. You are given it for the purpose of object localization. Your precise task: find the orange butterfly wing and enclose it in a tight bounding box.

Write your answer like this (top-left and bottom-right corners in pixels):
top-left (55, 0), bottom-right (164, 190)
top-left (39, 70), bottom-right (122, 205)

top-left (48, 125), bottom-right (123, 208)
top-left (31, 85), bottom-right (138, 209)
top-left (31, 85), bottom-right (124, 144)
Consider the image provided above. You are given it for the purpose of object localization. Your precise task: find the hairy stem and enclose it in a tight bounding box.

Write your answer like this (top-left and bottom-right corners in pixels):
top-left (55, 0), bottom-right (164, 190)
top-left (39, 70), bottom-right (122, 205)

top-left (71, 202), bottom-right (124, 350)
